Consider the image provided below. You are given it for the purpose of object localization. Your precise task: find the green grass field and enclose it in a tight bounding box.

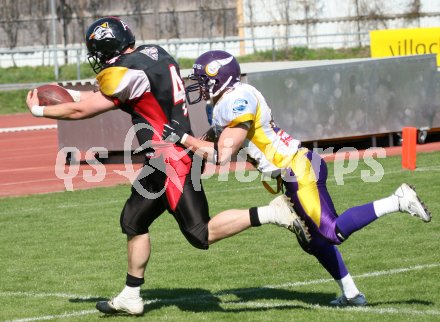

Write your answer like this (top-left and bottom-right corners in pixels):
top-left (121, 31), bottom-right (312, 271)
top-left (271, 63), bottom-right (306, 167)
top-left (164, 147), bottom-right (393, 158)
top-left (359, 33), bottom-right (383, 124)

top-left (0, 151), bottom-right (439, 321)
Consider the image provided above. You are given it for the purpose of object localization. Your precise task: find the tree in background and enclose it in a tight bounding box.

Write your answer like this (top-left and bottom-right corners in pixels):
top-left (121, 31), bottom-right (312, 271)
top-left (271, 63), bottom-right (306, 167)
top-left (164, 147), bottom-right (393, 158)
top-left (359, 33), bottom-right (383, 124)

top-left (245, 0), bottom-right (257, 52)
top-left (355, 0), bottom-right (388, 32)
top-left (166, 0), bottom-right (181, 55)
top-left (405, 0), bottom-right (422, 27)
top-left (0, 0), bottom-right (20, 66)
top-left (58, 0), bottom-right (74, 65)
top-left (125, 0), bottom-right (147, 41)
top-left (33, 1), bottom-right (51, 65)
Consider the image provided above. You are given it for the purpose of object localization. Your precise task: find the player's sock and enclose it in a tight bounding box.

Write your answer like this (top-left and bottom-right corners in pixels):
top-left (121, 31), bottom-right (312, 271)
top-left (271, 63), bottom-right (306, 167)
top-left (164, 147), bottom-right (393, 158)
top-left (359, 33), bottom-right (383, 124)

top-left (119, 273), bottom-right (144, 299)
top-left (254, 205), bottom-right (271, 225)
top-left (336, 273), bottom-right (360, 299)
top-left (249, 207), bottom-right (262, 226)
top-left (251, 204), bottom-right (282, 226)
top-left (373, 195), bottom-right (399, 217)
top-left (250, 205), bottom-right (282, 226)
top-left (335, 203), bottom-right (377, 241)
top-left (119, 285), bottom-right (141, 299)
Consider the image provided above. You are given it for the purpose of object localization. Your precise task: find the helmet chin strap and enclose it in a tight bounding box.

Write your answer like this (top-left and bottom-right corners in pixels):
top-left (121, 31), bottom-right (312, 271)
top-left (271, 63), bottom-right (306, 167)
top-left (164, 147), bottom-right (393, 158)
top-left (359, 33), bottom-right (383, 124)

top-left (209, 76), bottom-right (233, 99)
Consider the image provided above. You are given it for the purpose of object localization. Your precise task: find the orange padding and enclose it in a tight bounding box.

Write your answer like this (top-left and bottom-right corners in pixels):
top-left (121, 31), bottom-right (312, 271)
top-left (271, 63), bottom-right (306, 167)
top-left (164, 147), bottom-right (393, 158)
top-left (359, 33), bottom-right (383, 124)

top-left (402, 127), bottom-right (417, 170)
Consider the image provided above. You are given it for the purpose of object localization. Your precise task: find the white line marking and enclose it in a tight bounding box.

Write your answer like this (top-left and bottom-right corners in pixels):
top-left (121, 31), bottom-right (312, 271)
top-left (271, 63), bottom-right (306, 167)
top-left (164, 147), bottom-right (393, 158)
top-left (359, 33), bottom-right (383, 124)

top-left (0, 291), bottom-right (98, 300)
top-left (0, 125), bottom-right (57, 133)
top-left (5, 310), bottom-right (96, 322)
top-left (225, 301), bottom-right (440, 316)
top-left (3, 263), bottom-right (439, 321)
top-left (0, 166), bottom-right (55, 174)
top-left (266, 263), bottom-right (440, 289)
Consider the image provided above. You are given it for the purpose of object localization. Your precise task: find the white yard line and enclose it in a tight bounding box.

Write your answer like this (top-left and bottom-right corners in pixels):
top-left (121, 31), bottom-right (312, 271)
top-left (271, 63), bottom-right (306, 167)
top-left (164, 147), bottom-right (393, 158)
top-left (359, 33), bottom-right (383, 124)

top-left (225, 301), bottom-right (440, 316)
top-left (5, 310), bottom-right (96, 322)
top-left (3, 263), bottom-right (439, 322)
top-left (0, 125), bottom-right (57, 133)
top-left (0, 291), bottom-right (98, 300)
top-left (265, 263), bottom-right (440, 289)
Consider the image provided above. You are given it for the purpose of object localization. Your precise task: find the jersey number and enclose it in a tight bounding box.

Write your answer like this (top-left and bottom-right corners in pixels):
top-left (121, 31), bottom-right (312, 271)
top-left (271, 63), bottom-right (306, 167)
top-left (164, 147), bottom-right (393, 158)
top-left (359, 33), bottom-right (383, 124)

top-left (169, 64), bottom-right (185, 105)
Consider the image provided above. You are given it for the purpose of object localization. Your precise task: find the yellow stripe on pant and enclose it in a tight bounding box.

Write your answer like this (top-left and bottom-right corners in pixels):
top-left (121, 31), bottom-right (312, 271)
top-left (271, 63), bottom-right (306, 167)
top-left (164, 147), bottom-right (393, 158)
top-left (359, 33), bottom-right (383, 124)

top-left (289, 148), bottom-right (322, 227)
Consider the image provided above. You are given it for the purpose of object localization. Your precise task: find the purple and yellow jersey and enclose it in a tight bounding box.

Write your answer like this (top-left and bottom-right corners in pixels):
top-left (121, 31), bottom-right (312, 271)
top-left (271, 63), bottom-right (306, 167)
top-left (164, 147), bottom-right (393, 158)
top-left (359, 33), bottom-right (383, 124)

top-left (212, 83), bottom-right (339, 240)
top-left (212, 83), bottom-right (301, 174)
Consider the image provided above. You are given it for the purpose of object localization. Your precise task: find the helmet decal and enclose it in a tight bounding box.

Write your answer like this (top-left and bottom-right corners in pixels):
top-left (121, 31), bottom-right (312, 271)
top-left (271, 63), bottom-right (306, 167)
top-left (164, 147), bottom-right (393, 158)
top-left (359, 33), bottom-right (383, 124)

top-left (205, 56), bottom-right (233, 77)
top-left (89, 22), bottom-right (115, 41)
top-left (120, 19), bottom-right (129, 30)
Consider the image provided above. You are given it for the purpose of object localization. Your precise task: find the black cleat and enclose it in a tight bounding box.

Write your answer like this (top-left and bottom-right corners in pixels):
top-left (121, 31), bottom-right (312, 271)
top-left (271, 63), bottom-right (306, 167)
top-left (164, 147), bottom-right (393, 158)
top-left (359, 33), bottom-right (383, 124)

top-left (290, 217), bottom-right (312, 248)
top-left (96, 297), bottom-right (144, 315)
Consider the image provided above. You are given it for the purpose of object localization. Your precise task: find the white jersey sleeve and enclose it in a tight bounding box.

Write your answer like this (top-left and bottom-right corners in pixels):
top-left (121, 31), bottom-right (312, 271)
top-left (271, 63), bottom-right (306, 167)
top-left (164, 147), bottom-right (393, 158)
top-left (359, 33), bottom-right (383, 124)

top-left (211, 83), bottom-right (301, 173)
top-left (212, 87), bottom-right (258, 130)
top-left (96, 66), bottom-right (151, 104)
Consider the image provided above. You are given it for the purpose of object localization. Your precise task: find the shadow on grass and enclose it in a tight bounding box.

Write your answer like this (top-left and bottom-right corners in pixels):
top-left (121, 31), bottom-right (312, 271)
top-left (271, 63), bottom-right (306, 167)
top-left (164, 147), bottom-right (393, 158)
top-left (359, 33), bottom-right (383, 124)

top-left (69, 286), bottom-right (332, 313)
top-left (69, 287), bottom-right (435, 316)
top-left (140, 287), bottom-right (333, 313)
top-left (69, 296), bottom-right (108, 303)
top-left (368, 299), bottom-right (434, 307)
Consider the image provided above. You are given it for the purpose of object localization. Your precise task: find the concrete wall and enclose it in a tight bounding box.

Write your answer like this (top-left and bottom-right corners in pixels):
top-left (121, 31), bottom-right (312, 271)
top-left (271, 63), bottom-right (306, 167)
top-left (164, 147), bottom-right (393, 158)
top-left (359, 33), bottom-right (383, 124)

top-left (57, 55), bottom-right (440, 154)
top-left (246, 55), bottom-right (440, 142)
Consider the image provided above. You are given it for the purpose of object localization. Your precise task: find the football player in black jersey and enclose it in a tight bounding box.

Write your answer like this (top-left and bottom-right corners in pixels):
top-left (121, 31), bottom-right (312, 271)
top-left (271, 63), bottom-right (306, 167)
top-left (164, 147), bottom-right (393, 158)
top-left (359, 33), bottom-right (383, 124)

top-left (25, 17), bottom-right (310, 315)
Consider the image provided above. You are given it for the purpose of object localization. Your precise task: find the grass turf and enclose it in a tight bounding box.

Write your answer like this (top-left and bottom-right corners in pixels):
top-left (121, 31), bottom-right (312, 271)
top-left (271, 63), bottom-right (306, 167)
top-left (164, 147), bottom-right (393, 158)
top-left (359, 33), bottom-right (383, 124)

top-left (0, 151), bottom-right (439, 321)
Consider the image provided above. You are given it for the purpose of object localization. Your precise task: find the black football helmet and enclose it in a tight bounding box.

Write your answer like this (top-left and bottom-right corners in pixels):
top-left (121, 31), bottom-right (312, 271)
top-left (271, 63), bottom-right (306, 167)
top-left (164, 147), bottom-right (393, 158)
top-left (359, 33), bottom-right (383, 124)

top-left (85, 16), bottom-right (135, 74)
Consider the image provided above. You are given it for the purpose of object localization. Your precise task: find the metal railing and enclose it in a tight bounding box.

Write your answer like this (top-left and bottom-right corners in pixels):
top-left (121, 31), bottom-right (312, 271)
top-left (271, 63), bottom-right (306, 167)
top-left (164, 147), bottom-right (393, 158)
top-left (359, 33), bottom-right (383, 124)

top-left (0, 32), bottom-right (370, 81)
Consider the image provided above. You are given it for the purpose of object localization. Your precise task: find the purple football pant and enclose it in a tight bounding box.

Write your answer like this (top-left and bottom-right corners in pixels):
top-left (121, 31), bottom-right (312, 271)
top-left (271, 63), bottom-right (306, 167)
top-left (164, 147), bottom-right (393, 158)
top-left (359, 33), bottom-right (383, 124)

top-left (283, 148), bottom-right (378, 280)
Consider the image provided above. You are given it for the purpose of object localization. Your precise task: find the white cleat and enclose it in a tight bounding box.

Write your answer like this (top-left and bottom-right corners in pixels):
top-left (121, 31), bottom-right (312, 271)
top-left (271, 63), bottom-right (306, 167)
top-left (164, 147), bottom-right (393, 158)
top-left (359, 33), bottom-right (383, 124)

top-left (330, 293), bottom-right (367, 306)
top-left (96, 295), bottom-right (144, 315)
top-left (394, 183), bottom-right (432, 222)
top-left (269, 195), bottom-right (311, 245)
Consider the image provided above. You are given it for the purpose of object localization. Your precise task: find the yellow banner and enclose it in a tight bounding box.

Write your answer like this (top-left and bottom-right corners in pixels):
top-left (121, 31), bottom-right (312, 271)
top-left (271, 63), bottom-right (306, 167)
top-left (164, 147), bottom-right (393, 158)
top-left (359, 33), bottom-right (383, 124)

top-left (370, 27), bottom-right (440, 66)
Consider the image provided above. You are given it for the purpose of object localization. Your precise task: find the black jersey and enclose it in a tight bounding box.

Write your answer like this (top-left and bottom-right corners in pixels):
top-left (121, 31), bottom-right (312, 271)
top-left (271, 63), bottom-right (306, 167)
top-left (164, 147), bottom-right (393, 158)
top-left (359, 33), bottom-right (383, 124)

top-left (95, 45), bottom-right (191, 149)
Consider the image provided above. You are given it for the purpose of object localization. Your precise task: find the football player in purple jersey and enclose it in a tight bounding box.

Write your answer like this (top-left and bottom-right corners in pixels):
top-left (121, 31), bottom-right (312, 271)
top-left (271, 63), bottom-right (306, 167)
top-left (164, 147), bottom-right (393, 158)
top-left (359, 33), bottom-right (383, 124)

top-left (26, 17), bottom-right (310, 316)
top-left (163, 50), bottom-right (432, 307)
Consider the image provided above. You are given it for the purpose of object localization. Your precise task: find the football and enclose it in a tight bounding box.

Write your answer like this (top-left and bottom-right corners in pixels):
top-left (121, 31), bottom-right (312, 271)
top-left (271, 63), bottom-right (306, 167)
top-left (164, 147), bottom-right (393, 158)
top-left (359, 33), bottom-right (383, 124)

top-left (36, 84), bottom-right (74, 105)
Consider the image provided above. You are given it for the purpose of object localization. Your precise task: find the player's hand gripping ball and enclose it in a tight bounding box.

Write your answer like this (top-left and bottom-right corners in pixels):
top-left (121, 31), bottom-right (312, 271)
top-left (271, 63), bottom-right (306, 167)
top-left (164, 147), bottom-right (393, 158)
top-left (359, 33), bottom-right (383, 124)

top-left (36, 84), bottom-right (74, 105)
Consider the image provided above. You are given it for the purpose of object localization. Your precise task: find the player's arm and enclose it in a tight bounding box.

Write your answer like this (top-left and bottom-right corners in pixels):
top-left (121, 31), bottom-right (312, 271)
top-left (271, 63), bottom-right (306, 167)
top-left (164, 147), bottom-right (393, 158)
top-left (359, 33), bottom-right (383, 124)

top-left (67, 89), bottom-right (96, 101)
top-left (198, 126), bottom-right (217, 142)
top-left (188, 125), bottom-right (248, 164)
top-left (26, 89), bottom-right (116, 120)
top-left (163, 122), bottom-right (248, 165)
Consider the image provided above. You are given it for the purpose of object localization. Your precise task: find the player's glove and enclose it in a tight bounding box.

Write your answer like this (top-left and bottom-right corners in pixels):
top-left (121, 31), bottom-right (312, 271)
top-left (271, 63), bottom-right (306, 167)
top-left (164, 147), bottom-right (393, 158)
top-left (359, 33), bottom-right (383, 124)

top-left (162, 119), bottom-right (188, 144)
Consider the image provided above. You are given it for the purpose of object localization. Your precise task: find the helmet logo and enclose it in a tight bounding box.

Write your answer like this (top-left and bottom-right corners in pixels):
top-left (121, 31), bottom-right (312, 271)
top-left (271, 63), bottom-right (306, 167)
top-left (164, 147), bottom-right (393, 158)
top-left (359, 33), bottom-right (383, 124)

top-left (205, 56), bottom-right (233, 77)
top-left (89, 22), bottom-right (115, 40)
top-left (120, 19), bottom-right (129, 30)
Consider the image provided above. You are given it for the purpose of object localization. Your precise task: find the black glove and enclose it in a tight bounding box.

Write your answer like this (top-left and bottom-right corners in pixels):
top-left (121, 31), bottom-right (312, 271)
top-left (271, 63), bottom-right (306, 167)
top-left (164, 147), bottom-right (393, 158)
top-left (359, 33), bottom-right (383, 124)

top-left (162, 119), bottom-right (187, 144)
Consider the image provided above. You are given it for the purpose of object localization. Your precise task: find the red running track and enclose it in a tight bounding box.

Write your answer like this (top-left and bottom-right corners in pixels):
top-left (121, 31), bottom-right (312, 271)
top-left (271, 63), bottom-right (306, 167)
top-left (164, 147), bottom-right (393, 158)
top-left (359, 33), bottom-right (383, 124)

top-left (0, 128), bottom-right (145, 197)
top-left (0, 114), bottom-right (143, 197)
top-left (1, 113), bottom-right (440, 198)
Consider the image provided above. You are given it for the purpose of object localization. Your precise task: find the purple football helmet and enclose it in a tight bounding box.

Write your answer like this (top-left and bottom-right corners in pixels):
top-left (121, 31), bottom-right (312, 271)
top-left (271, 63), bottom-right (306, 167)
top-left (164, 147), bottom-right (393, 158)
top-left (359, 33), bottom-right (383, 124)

top-left (186, 50), bottom-right (241, 104)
